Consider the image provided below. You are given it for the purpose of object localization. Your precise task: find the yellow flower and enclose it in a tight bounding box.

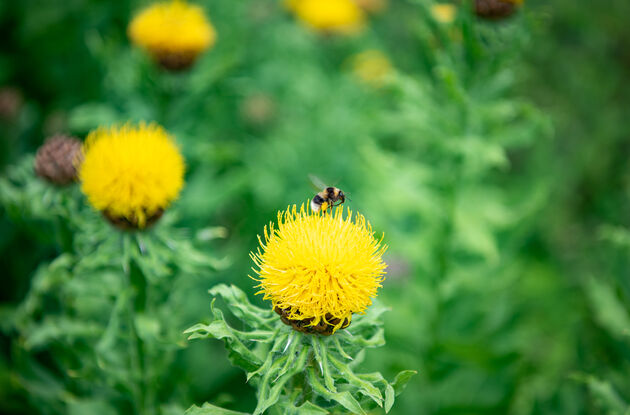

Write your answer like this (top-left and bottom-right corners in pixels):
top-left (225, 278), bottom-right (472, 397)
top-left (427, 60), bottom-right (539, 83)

top-left (128, 0), bottom-right (216, 70)
top-left (351, 50), bottom-right (393, 86)
top-left (79, 123), bottom-right (185, 229)
top-left (252, 204), bottom-right (387, 334)
top-left (431, 3), bottom-right (457, 23)
top-left (286, 0), bottom-right (365, 34)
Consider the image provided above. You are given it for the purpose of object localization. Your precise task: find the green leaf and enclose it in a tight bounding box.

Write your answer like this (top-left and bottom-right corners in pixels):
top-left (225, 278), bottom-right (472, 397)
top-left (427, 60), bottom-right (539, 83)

top-left (311, 336), bottom-right (337, 393)
top-left (209, 284), bottom-right (275, 328)
top-left (253, 347), bottom-right (309, 415)
top-left (246, 332), bottom-right (288, 382)
top-left (586, 278), bottom-right (630, 339)
top-left (574, 374), bottom-right (628, 415)
top-left (286, 401), bottom-right (329, 414)
top-left (185, 317), bottom-right (263, 372)
top-left (307, 367), bottom-right (366, 415)
top-left (391, 370), bottom-right (417, 396)
top-left (328, 355), bottom-right (382, 407)
top-left (185, 403), bottom-right (250, 415)
top-left (66, 399), bottom-right (118, 415)
top-left (23, 316), bottom-right (101, 350)
top-left (67, 102), bottom-right (120, 132)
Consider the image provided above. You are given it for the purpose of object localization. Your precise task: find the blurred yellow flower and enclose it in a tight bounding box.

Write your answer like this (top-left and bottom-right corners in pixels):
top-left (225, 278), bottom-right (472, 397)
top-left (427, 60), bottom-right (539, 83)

top-left (287, 0), bottom-right (365, 34)
top-left (252, 204), bottom-right (387, 334)
top-left (351, 50), bottom-right (393, 86)
top-left (431, 3), bottom-right (457, 23)
top-left (79, 123), bottom-right (185, 229)
top-left (128, 0), bottom-right (216, 70)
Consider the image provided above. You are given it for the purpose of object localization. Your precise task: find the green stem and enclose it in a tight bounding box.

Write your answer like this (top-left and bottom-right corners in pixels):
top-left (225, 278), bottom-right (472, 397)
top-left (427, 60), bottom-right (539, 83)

top-left (123, 234), bottom-right (153, 415)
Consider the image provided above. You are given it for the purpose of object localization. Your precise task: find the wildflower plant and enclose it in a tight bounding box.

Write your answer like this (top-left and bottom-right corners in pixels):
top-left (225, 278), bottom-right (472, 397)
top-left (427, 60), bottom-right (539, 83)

top-left (128, 0), bottom-right (217, 70)
top-left (1, 122), bottom-right (225, 414)
top-left (186, 205), bottom-right (415, 414)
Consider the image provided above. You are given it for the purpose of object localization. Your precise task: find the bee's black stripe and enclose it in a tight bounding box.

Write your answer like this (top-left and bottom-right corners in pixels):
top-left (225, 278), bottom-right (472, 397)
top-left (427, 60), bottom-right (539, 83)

top-left (313, 194), bottom-right (325, 204)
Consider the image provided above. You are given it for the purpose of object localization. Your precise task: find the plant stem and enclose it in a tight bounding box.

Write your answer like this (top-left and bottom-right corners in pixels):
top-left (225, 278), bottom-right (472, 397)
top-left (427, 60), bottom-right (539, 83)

top-left (123, 234), bottom-right (152, 415)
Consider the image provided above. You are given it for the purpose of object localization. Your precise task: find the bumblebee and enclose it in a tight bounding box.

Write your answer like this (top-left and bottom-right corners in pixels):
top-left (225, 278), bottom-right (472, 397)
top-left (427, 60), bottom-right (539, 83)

top-left (311, 186), bottom-right (346, 213)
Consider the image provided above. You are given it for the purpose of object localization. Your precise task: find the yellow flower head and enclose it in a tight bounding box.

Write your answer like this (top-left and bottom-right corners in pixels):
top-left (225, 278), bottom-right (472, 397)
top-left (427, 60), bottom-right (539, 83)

top-left (351, 50), bottom-right (393, 86)
top-left (286, 0), bottom-right (365, 34)
top-left (252, 204), bottom-right (387, 334)
top-left (79, 123), bottom-right (185, 229)
top-left (128, 0), bottom-right (216, 65)
top-left (431, 3), bottom-right (457, 23)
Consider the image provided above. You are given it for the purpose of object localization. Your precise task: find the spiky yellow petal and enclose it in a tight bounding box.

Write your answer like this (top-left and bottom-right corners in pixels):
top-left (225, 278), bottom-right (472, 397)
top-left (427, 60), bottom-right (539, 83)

top-left (79, 123), bottom-right (185, 228)
top-left (128, 0), bottom-right (216, 58)
top-left (252, 204), bottom-right (387, 333)
top-left (286, 0), bottom-right (365, 34)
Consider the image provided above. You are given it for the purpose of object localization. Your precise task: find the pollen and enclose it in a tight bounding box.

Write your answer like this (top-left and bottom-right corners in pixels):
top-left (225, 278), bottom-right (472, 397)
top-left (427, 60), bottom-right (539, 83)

top-left (251, 204), bottom-right (387, 334)
top-left (128, 0), bottom-right (216, 70)
top-left (286, 0), bottom-right (366, 34)
top-left (79, 123), bottom-right (185, 229)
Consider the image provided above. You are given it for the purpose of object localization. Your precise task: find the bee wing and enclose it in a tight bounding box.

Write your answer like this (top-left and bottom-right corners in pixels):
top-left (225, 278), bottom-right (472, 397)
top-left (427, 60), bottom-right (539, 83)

top-left (308, 174), bottom-right (328, 191)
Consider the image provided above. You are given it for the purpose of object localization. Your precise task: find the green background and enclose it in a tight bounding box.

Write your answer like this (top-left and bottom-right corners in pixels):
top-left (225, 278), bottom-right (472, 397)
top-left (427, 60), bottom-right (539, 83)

top-left (1, 0), bottom-right (630, 414)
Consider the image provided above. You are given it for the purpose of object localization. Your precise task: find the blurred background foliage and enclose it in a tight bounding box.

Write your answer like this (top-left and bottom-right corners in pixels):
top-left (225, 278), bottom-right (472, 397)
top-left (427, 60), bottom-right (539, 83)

top-left (1, 0), bottom-right (629, 414)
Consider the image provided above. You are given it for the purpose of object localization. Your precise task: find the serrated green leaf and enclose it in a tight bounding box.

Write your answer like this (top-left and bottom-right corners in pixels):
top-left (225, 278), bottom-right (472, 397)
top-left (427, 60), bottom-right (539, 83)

top-left (246, 332), bottom-right (288, 382)
top-left (328, 355), bottom-right (382, 406)
top-left (185, 319), bottom-right (263, 372)
top-left (307, 367), bottom-right (366, 415)
top-left (253, 347), bottom-right (308, 415)
top-left (209, 284), bottom-right (275, 328)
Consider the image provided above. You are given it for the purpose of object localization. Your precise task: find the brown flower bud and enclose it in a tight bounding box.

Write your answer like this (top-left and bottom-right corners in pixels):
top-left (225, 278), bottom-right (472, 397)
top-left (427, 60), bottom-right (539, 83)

top-left (34, 135), bottom-right (83, 185)
top-left (103, 209), bottom-right (164, 231)
top-left (274, 307), bottom-right (351, 336)
top-left (474, 0), bottom-right (518, 20)
top-left (0, 87), bottom-right (24, 122)
top-left (240, 94), bottom-right (276, 127)
top-left (154, 51), bottom-right (199, 72)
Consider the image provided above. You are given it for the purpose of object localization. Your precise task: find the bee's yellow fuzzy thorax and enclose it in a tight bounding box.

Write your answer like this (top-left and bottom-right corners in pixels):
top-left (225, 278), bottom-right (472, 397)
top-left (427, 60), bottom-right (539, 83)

top-left (251, 204), bottom-right (387, 333)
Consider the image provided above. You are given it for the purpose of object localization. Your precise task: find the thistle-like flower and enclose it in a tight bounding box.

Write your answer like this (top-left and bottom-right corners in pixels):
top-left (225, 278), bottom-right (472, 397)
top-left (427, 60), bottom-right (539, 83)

top-left (286, 0), bottom-right (366, 35)
top-left (128, 0), bottom-right (216, 71)
top-left (252, 204), bottom-right (387, 335)
top-left (431, 3), bottom-right (457, 24)
top-left (78, 123), bottom-right (185, 230)
top-left (350, 50), bottom-right (393, 87)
